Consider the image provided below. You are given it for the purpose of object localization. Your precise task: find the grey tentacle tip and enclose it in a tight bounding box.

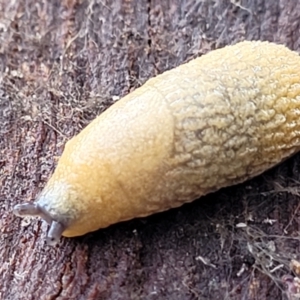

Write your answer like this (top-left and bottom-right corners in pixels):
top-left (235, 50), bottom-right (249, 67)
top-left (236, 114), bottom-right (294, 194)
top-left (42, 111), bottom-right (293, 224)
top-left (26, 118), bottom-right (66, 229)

top-left (13, 203), bottom-right (40, 217)
top-left (13, 202), bottom-right (52, 224)
top-left (47, 221), bottom-right (65, 246)
top-left (13, 202), bottom-right (66, 246)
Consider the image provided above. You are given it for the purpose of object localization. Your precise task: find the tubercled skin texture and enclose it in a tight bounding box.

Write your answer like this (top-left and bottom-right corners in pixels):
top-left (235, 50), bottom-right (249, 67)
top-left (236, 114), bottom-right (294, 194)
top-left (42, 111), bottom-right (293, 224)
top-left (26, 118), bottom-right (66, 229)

top-left (13, 41), bottom-right (300, 243)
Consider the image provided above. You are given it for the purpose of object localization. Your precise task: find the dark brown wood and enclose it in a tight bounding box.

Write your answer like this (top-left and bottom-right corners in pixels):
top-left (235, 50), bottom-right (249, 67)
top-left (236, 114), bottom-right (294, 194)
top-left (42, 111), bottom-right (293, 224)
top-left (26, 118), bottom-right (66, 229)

top-left (1, 0), bottom-right (300, 299)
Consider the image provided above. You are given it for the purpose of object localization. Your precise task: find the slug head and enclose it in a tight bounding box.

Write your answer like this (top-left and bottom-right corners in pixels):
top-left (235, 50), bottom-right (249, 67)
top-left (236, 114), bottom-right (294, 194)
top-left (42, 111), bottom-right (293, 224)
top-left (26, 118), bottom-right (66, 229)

top-left (13, 179), bottom-right (82, 245)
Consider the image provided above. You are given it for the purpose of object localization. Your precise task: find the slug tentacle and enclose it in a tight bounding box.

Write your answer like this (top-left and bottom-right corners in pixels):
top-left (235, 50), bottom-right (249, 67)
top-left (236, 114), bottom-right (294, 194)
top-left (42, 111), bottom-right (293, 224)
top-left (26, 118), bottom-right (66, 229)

top-left (13, 202), bottom-right (65, 243)
top-left (47, 221), bottom-right (66, 245)
top-left (13, 203), bottom-right (52, 224)
top-left (14, 203), bottom-right (53, 224)
top-left (13, 203), bottom-right (40, 217)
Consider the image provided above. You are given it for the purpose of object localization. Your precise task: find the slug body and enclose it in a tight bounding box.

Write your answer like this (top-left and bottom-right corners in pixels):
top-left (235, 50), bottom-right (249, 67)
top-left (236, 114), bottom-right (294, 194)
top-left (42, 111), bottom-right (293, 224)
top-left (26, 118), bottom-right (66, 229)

top-left (14, 41), bottom-right (300, 244)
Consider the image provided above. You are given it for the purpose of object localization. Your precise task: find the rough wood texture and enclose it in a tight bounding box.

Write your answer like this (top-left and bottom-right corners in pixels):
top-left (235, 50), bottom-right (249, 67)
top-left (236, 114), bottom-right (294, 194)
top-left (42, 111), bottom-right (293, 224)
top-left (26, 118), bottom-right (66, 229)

top-left (1, 0), bottom-right (300, 299)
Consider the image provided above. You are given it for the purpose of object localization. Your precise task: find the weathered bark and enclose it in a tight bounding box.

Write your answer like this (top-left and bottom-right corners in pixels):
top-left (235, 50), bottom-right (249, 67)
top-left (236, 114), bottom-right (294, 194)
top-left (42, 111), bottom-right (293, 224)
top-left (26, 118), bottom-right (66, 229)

top-left (1, 0), bottom-right (300, 299)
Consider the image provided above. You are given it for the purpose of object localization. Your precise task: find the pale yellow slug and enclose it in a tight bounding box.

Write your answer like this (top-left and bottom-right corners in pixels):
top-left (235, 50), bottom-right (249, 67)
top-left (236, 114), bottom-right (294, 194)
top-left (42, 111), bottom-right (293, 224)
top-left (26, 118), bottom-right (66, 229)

top-left (13, 41), bottom-right (300, 244)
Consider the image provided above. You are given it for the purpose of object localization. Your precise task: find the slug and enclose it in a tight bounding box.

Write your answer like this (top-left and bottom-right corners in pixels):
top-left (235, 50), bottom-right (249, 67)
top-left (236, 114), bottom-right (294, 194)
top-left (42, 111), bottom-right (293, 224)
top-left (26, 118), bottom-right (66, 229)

top-left (13, 40), bottom-right (300, 245)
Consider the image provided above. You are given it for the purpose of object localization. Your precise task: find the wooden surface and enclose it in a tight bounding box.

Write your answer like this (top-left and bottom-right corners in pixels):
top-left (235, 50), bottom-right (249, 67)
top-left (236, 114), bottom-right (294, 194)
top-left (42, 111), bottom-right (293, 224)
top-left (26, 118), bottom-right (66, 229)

top-left (1, 0), bottom-right (300, 299)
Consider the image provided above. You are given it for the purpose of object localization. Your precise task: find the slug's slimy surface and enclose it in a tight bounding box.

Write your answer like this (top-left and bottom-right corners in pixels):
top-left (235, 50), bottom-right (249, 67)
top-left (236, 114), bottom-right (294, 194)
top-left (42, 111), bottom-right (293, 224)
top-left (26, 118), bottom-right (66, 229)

top-left (13, 41), bottom-right (300, 244)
